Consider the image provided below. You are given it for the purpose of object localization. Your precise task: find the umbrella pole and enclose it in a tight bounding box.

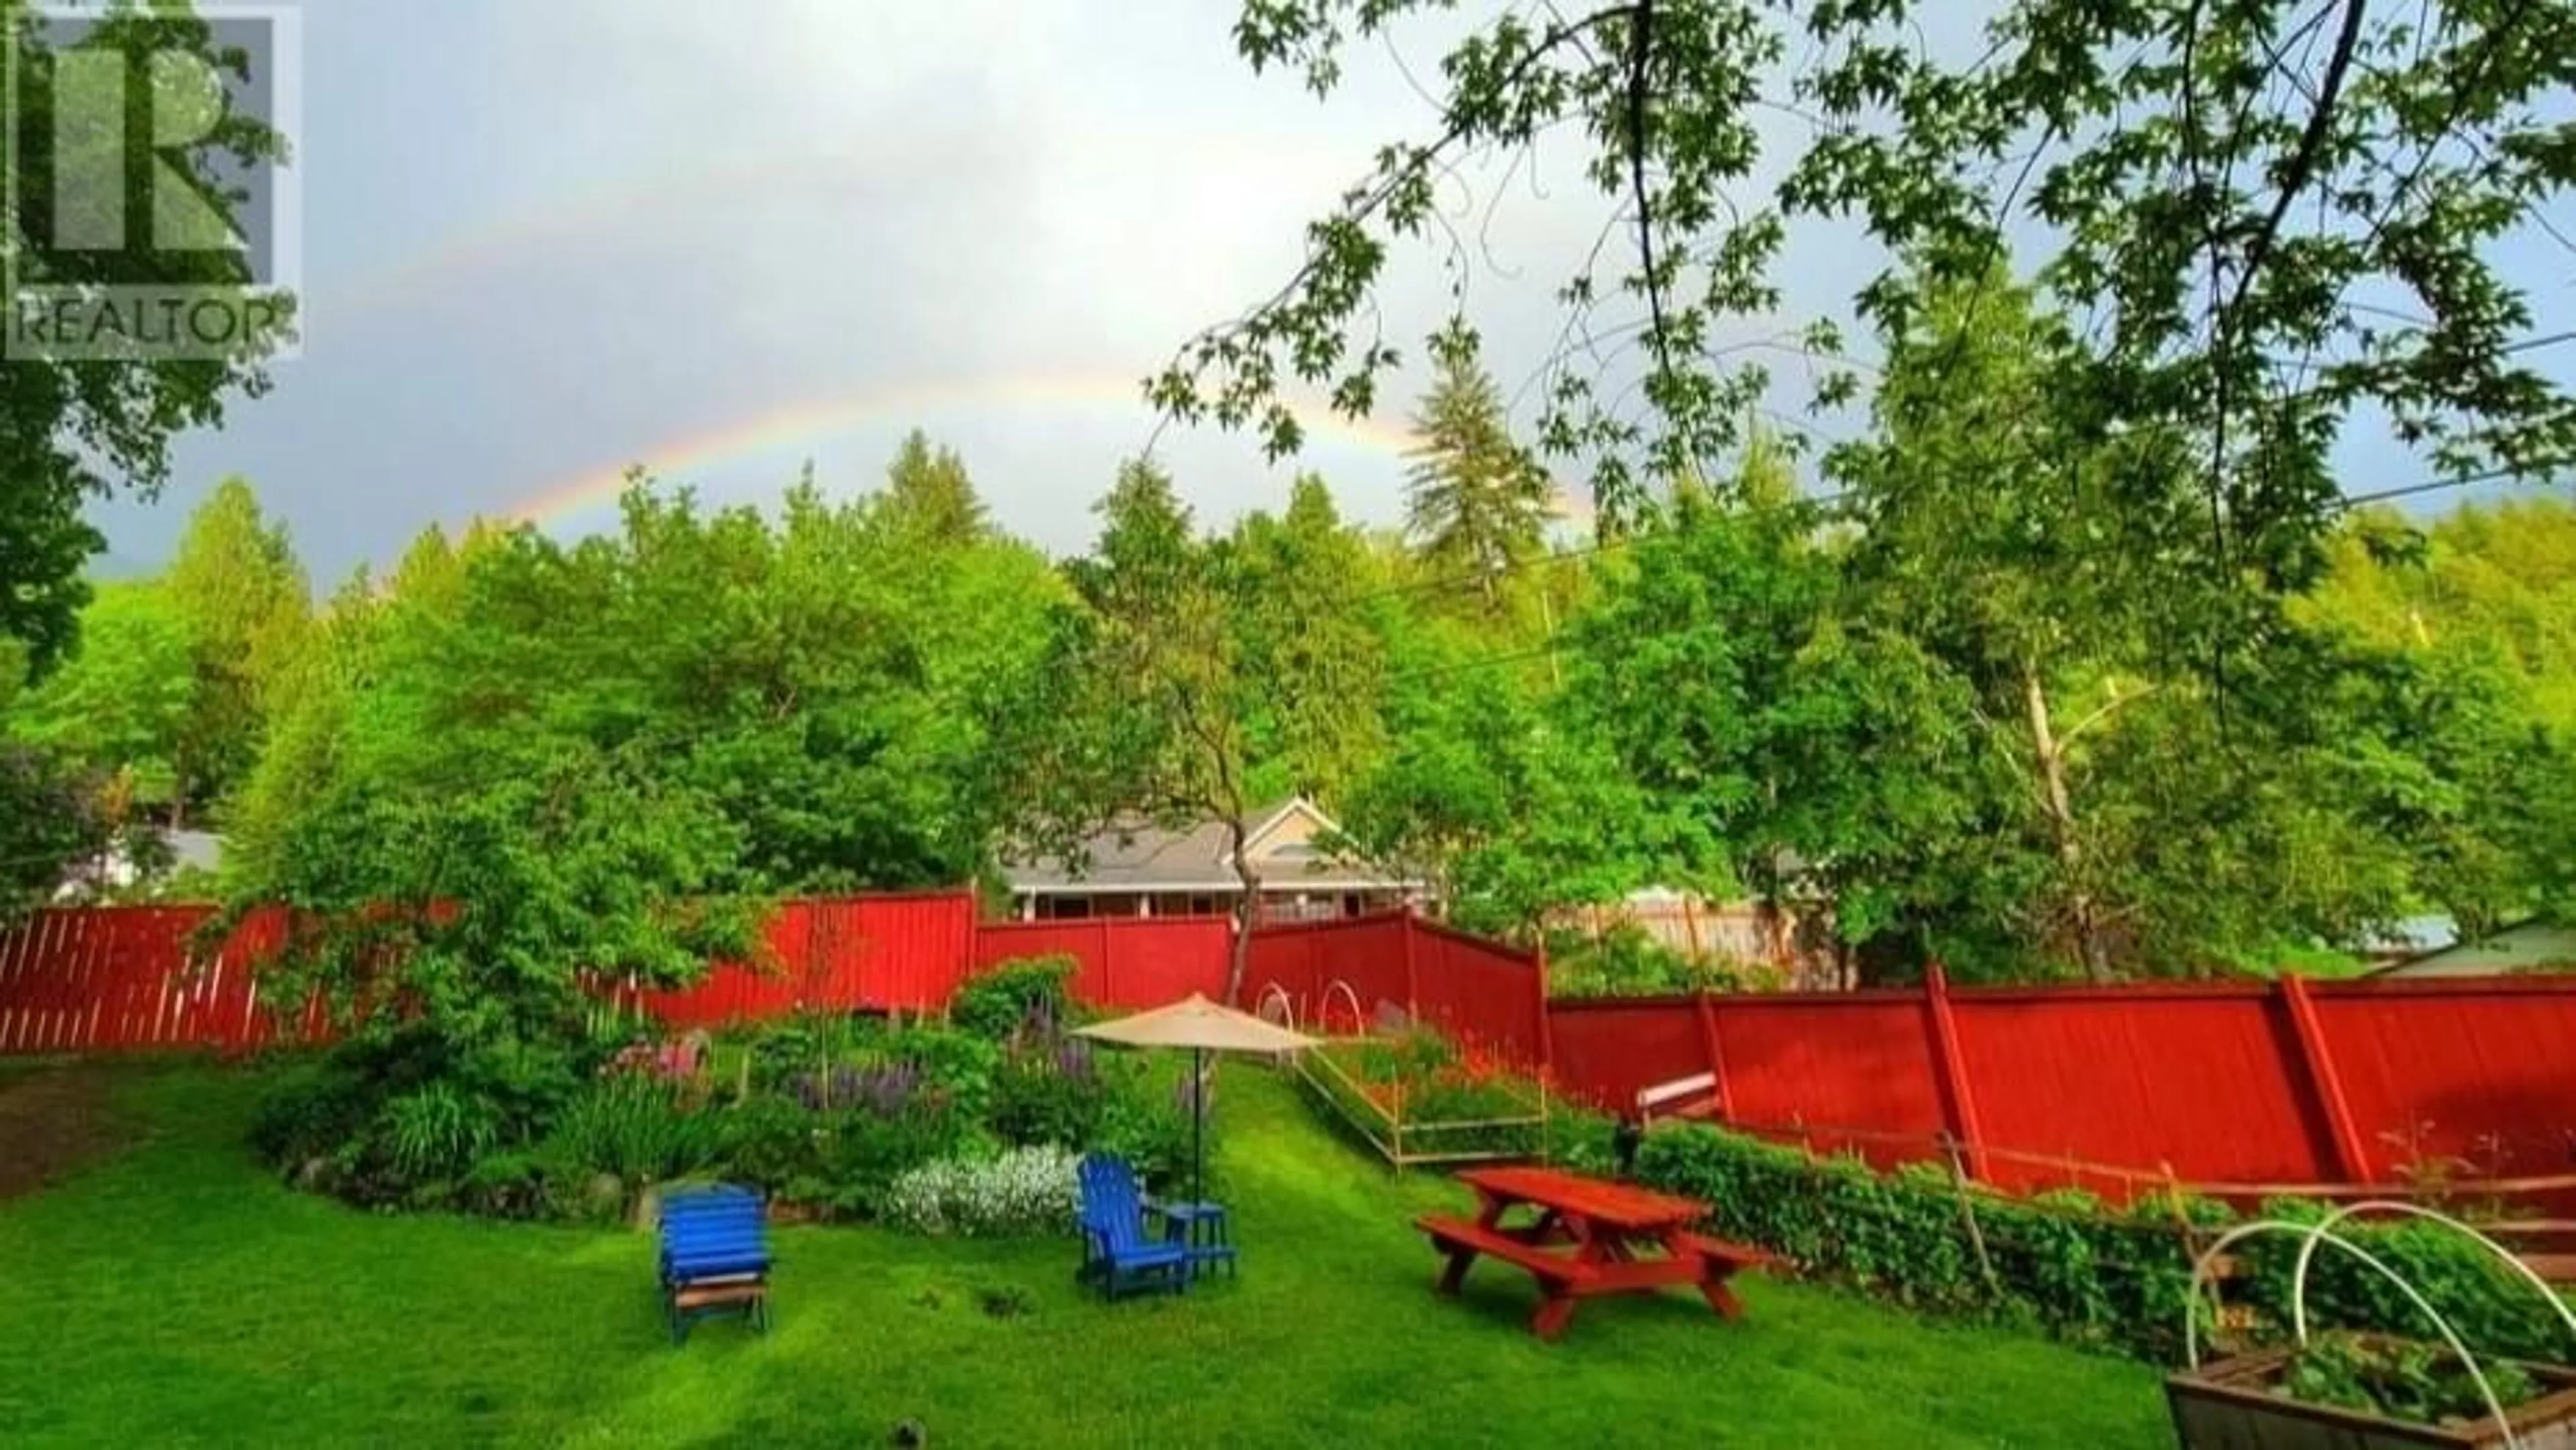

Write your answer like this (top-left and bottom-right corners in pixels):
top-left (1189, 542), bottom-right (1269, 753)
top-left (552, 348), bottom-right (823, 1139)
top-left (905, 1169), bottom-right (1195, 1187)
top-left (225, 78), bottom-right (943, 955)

top-left (1192, 1045), bottom-right (1205, 1205)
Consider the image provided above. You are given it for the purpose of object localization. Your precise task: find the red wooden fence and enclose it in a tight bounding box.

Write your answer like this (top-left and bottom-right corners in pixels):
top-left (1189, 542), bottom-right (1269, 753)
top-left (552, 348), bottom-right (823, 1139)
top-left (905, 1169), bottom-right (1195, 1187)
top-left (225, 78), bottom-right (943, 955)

top-left (0, 894), bottom-right (1166, 1047)
top-left (972, 916), bottom-right (1232, 1010)
top-left (1547, 968), bottom-right (2576, 1204)
top-left (610, 894), bottom-right (980, 1027)
top-left (10, 896), bottom-right (2576, 1210)
top-left (1239, 909), bottom-right (1550, 1062)
top-left (0, 905), bottom-right (318, 1054)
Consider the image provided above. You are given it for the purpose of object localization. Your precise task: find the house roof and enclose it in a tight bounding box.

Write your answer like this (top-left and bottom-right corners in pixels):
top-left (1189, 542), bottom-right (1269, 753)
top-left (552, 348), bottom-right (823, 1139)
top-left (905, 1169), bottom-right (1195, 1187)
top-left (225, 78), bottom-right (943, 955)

top-left (2375, 918), bottom-right (2576, 978)
top-left (1003, 796), bottom-right (1417, 894)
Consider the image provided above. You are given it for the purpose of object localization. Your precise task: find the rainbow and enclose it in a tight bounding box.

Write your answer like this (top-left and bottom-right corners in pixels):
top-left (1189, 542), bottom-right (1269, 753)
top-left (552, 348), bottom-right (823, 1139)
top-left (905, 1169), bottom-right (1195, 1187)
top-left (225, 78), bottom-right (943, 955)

top-left (501, 373), bottom-right (1430, 532)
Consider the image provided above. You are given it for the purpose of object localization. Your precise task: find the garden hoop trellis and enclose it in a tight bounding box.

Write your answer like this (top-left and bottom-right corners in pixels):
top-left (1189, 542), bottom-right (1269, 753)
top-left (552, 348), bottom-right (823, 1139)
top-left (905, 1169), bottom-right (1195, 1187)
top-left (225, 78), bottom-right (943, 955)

top-left (2182, 1201), bottom-right (2576, 1447)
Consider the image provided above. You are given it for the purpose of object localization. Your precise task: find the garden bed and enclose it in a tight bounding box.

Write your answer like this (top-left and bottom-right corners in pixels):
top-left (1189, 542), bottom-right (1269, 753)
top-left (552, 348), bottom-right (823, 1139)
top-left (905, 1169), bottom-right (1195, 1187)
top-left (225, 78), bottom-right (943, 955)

top-left (2167, 1335), bottom-right (2576, 1449)
top-left (253, 955), bottom-right (1199, 1233)
top-left (1294, 1029), bottom-right (1550, 1170)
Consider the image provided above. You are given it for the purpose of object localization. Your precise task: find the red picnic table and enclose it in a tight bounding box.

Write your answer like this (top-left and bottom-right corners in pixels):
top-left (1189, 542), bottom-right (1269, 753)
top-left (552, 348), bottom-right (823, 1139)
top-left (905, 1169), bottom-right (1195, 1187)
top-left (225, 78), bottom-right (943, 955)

top-left (1414, 1166), bottom-right (1774, 1341)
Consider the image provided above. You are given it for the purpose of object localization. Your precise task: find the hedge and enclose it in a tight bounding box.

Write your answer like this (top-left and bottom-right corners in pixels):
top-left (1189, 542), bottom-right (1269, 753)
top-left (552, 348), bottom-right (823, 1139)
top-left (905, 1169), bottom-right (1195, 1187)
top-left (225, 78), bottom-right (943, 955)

top-left (1633, 1123), bottom-right (2576, 1365)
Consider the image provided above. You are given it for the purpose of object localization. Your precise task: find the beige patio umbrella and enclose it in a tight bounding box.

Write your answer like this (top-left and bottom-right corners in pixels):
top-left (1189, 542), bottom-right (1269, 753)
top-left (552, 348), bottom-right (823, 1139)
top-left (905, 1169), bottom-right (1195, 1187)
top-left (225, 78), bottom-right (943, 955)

top-left (1074, 994), bottom-right (1318, 1204)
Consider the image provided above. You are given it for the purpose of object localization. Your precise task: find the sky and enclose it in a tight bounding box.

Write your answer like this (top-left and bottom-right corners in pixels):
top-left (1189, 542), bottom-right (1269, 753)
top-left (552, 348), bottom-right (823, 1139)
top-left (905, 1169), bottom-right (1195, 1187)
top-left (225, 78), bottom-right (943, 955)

top-left (84, 0), bottom-right (2576, 586)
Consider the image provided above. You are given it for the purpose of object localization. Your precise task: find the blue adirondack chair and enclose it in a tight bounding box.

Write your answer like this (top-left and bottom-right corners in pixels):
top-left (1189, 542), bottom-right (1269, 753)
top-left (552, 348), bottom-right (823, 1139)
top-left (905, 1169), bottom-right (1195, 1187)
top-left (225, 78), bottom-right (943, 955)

top-left (657, 1184), bottom-right (772, 1344)
top-left (1076, 1154), bottom-right (1190, 1301)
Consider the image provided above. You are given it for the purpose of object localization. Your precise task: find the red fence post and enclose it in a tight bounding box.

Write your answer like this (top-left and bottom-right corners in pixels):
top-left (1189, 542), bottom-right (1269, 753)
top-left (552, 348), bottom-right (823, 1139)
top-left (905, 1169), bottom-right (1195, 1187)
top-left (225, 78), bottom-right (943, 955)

top-left (1922, 964), bottom-right (1991, 1181)
top-left (1533, 933), bottom-right (1554, 1073)
top-left (2278, 974), bottom-right (2374, 1184)
top-left (1095, 917), bottom-right (1114, 1006)
top-left (1693, 989), bottom-right (1736, 1121)
top-left (1400, 906), bottom-right (1421, 1019)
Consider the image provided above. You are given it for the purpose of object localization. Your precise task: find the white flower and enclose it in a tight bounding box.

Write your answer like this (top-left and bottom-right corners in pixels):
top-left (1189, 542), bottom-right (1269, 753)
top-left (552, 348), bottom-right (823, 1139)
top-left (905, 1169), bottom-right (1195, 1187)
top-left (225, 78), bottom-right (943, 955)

top-left (885, 1145), bottom-right (1081, 1237)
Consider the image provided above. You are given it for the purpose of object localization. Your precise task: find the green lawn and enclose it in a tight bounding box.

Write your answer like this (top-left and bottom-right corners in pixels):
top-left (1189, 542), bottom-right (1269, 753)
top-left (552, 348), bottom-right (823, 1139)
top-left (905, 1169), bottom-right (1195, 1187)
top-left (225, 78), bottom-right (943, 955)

top-left (0, 1059), bottom-right (2171, 1448)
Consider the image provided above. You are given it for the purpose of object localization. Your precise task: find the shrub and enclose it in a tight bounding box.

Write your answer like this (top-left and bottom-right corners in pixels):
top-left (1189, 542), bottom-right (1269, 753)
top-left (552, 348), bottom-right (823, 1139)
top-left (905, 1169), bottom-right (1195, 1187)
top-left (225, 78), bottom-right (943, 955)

top-left (990, 1033), bottom-right (1108, 1150)
top-left (1094, 1067), bottom-right (1202, 1196)
top-left (251, 1058), bottom-right (373, 1169)
top-left (383, 1082), bottom-right (503, 1182)
top-left (1635, 1123), bottom-right (2576, 1365)
top-left (951, 955), bottom-right (1078, 1041)
top-left (737, 1011), bottom-right (882, 1094)
top-left (875, 1024), bottom-right (1002, 1121)
top-left (541, 1075), bottom-right (722, 1185)
top-left (882, 1144), bottom-right (1081, 1237)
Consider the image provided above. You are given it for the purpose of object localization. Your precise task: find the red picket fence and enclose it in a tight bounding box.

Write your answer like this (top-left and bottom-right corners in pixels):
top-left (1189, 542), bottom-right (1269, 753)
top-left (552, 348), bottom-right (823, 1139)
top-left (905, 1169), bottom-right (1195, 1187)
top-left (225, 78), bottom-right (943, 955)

top-left (0, 904), bottom-right (311, 1054)
top-left (0, 894), bottom-right (1189, 1048)
top-left (971, 916), bottom-right (1232, 1010)
top-left (1547, 968), bottom-right (2576, 1207)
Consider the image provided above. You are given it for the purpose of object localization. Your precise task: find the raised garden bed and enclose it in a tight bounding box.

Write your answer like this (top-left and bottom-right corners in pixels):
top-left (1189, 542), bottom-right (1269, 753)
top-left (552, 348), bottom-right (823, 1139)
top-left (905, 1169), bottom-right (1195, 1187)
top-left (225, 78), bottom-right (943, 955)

top-left (1295, 1029), bottom-right (1550, 1170)
top-left (2167, 1335), bottom-right (2576, 1449)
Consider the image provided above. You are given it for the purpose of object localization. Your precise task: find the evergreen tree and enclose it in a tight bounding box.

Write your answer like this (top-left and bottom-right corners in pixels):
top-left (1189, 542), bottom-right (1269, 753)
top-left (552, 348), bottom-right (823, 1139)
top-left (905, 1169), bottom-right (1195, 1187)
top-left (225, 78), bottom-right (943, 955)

top-left (1400, 327), bottom-right (1554, 605)
top-left (879, 429), bottom-right (988, 547)
top-left (165, 478), bottom-right (310, 825)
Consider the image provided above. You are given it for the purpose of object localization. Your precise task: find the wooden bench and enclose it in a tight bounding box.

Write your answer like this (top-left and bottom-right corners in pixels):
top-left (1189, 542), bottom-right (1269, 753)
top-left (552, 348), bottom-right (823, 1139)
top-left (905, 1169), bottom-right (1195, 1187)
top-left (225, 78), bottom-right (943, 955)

top-left (670, 1276), bottom-right (767, 1313)
top-left (1636, 1072), bottom-right (1722, 1126)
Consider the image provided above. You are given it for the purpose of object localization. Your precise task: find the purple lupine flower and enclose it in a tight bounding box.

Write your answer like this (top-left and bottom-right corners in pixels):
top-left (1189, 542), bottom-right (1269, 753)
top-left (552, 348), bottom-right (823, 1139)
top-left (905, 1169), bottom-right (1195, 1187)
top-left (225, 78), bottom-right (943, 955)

top-left (1055, 1039), bottom-right (1094, 1082)
top-left (837, 1059), bottom-right (912, 1119)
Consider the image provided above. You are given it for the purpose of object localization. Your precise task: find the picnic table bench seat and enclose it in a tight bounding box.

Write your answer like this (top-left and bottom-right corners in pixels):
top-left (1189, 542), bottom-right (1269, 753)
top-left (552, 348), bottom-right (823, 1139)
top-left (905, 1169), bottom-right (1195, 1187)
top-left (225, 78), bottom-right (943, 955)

top-left (1417, 1214), bottom-right (1598, 1289)
top-left (1671, 1231), bottom-right (1780, 1274)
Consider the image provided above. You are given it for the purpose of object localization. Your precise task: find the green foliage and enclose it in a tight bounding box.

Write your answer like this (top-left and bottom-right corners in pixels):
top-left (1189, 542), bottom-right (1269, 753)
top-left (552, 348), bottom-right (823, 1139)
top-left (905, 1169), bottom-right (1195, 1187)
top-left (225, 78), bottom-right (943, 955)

top-left (6, 580), bottom-right (193, 813)
top-left (0, 6), bottom-right (286, 682)
top-left (1164, 0), bottom-right (2574, 556)
top-left (2279, 1333), bottom-right (2543, 1426)
top-left (951, 955), bottom-right (1078, 1041)
top-left (2236, 1198), bottom-right (2576, 1367)
top-left (540, 1075), bottom-right (723, 1186)
top-left (878, 429), bottom-right (990, 548)
top-left (162, 478), bottom-right (310, 819)
top-left (1401, 325), bottom-right (1556, 605)
top-left (1637, 1123), bottom-right (2576, 1366)
top-left (382, 1082), bottom-right (503, 1183)
top-left (1544, 922), bottom-right (1774, 998)
top-left (1302, 1031), bottom-right (1550, 1161)
top-left (259, 1001), bottom-right (1201, 1231)
top-left (0, 742), bottom-right (114, 918)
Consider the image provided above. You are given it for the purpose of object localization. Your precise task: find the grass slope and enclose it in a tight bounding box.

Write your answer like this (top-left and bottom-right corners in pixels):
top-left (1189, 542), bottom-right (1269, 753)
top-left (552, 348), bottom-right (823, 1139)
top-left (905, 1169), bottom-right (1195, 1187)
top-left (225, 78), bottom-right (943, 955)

top-left (0, 1060), bottom-right (2169, 1448)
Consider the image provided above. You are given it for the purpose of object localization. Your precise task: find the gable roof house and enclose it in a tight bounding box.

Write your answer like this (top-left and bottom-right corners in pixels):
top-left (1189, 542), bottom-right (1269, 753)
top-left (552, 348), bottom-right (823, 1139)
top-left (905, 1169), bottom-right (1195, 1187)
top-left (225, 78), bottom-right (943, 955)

top-left (1002, 796), bottom-right (1423, 925)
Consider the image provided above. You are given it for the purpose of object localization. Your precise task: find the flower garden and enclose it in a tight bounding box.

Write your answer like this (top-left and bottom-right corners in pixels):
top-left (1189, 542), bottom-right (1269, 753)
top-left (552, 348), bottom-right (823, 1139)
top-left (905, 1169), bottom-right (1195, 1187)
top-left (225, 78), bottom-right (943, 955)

top-left (250, 956), bottom-right (1201, 1234)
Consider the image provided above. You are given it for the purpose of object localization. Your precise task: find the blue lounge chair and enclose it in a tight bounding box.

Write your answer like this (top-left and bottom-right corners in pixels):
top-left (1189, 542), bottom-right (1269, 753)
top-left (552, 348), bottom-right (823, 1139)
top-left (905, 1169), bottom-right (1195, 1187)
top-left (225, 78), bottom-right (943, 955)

top-left (1076, 1155), bottom-right (1191, 1301)
top-left (657, 1184), bottom-right (772, 1344)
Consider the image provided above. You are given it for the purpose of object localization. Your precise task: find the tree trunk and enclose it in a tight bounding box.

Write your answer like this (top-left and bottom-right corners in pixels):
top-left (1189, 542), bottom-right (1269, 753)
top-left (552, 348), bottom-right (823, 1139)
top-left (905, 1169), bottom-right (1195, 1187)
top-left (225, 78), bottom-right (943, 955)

top-left (1222, 815), bottom-right (1260, 1006)
top-left (2021, 660), bottom-right (2110, 983)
